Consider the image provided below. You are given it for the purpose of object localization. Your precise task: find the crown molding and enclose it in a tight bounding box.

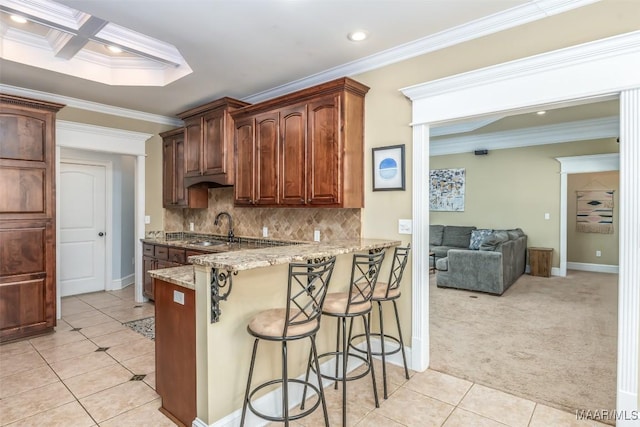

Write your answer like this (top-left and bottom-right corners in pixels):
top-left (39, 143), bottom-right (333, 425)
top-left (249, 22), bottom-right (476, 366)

top-left (0, 0), bottom-right (191, 84)
top-left (243, 0), bottom-right (599, 103)
top-left (0, 83), bottom-right (183, 126)
top-left (401, 30), bottom-right (640, 102)
top-left (0, 0), bottom-right (86, 30)
top-left (57, 120), bottom-right (151, 156)
top-left (430, 116), bottom-right (618, 156)
top-left (556, 153), bottom-right (620, 173)
top-left (96, 22), bottom-right (184, 67)
top-left (431, 116), bottom-right (504, 137)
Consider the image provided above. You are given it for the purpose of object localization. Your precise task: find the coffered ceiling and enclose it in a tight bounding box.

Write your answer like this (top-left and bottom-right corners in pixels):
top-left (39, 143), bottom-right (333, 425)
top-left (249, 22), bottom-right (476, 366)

top-left (0, 0), bottom-right (599, 120)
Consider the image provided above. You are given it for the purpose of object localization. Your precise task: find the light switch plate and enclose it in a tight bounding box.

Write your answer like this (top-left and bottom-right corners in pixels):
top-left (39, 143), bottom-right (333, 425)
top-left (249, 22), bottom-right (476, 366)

top-left (144, 215), bottom-right (151, 224)
top-left (544, 213), bottom-right (550, 220)
top-left (173, 290), bottom-right (185, 305)
top-left (398, 219), bottom-right (412, 234)
top-left (313, 230), bottom-right (321, 242)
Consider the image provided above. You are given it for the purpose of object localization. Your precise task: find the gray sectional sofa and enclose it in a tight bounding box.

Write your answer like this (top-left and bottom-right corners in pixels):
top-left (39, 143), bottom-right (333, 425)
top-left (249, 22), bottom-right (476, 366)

top-left (430, 225), bottom-right (527, 295)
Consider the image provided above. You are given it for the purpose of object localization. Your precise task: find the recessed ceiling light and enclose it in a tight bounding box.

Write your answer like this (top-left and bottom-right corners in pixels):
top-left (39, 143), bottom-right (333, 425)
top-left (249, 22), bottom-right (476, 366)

top-left (106, 45), bottom-right (123, 54)
top-left (536, 111), bottom-right (546, 115)
top-left (347, 30), bottom-right (368, 42)
top-left (10, 15), bottom-right (28, 24)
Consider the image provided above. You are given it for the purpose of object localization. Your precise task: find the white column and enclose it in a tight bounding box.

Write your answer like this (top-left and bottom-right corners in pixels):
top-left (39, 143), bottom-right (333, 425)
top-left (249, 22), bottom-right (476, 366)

top-left (558, 172), bottom-right (568, 277)
top-left (411, 123), bottom-right (430, 372)
top-left (617, 88), bottom-right (639, 424)
top-left (134, 154), bottom-right (146, 303)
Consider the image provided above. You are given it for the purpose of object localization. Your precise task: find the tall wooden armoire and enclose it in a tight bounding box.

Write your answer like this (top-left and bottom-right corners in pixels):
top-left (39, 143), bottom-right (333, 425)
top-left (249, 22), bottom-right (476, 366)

top-left (0, 94), bottom-right (64, 342)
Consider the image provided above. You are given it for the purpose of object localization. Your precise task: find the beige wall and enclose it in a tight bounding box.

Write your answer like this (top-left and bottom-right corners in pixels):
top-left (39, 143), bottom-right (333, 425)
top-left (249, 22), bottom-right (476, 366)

top-left (567, 171), bottom-right (620, 265)
top-left (429, 139), bottom-right (620, 267)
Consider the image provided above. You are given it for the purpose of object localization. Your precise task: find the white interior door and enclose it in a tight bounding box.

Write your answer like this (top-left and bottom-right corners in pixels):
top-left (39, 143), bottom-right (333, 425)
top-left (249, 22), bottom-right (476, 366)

top-left (60, 162), bottom-right (107, 296)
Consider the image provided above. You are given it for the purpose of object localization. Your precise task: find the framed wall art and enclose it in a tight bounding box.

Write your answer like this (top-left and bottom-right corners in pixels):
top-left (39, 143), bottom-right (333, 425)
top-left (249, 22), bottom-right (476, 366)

top-left (429, 168), bottom-right (465, 211)
top-left (372, 144), bottom-right (405, 191)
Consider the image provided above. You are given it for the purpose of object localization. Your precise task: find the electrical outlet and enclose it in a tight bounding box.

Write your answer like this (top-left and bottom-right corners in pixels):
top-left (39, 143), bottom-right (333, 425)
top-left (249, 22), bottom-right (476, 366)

top-left (398, 219), bottom-right (412, 234)
top-left (189, 222), bottom-right (194, 231)
top-left (313, 230), bottom-right (321, 242)
top-left (596, 250), bottom-right (602, 257)
top-left (173, 290), bottom-right (185, 305)
top-left (262, 226), bottom-right (268, 237)
top-left (131, 257), bottom-right (135, 265)
top-left (144, 215), bottom-right (151, 224)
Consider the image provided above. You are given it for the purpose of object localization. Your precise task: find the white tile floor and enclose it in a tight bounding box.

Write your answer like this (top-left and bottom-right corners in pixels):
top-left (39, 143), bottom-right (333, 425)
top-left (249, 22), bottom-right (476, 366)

top-left (0, 286), bottom-right (610, 426)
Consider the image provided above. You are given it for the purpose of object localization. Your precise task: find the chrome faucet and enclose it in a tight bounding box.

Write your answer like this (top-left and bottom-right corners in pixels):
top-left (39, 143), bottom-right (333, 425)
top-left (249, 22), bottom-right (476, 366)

top-left (214, 212), bottom-right (234, 242)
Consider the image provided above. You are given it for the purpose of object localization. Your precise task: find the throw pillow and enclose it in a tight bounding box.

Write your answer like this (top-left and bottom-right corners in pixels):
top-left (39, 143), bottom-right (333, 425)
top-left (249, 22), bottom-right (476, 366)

top-left (469, 229), bottom-right (493, 250)
top-left (479, 231), bottom-right (509, 251)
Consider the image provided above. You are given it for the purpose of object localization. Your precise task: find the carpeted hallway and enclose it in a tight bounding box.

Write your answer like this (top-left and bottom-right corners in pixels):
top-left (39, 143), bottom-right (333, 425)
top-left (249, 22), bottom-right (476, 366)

top-left (430, 270), bottom-right (617, 421)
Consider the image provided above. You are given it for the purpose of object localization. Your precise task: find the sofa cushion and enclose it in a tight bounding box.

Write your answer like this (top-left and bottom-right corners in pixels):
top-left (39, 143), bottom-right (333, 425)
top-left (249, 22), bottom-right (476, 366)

top-left (429, 225), bottom-right (444, 246)
top-left (436, 257), bottom-right (448, 271)
top-left (431, 246), bottom-right (457, 259)
top-left (479, 230), bottom-right (509, 251)
top-left (442, 226), bottom-right (476, 248)
top-left (469, 229), bottom-right (494, 250)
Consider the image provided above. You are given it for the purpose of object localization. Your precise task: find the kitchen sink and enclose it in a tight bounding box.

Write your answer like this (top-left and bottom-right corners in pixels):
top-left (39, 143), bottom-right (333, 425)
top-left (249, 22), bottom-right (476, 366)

top-left (188, 240), bottom-right (227, 247)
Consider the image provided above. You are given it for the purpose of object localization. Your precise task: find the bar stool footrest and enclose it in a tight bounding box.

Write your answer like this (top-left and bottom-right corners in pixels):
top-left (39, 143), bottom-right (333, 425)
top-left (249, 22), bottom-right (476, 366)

top-left (349, 332), bottom-right (403, 357)
top-left (246, 378), bottom-right (322, 422)
top-left (314, 351), bottom-right (371, 382)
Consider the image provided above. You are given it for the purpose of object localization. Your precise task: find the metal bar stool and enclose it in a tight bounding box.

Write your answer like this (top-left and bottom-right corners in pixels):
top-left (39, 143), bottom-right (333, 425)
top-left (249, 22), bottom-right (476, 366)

top-left (240, 256), bottom-right (337, 427)
top-left (349, 244), bottom-right (411, 399)
top-left (305, 250), bottom-right (386, 427)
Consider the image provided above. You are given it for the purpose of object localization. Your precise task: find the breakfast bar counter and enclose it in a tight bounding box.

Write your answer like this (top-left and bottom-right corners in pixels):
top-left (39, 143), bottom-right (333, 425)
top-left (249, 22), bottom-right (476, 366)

top-left (149, 238), bottom-right (400, 426)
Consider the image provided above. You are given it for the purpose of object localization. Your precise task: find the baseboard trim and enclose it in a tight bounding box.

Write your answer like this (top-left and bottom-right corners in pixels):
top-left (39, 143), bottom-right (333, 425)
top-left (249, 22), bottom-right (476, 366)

top-left (197, 338), bottom-right (412, 427)
top-left (109, 273), bottom-right (134, 290)
top-left (567, 262), bottom-right (619, 274)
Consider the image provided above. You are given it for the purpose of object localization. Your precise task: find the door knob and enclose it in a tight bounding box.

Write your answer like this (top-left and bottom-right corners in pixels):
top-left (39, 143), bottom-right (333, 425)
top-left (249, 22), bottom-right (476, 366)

top-left (98, 232), bottom-right (105, 237)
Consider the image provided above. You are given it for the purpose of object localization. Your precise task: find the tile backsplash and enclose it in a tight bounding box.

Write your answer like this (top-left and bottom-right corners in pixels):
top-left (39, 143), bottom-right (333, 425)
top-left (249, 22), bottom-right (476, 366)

top-left (164, 187), bottom-right (361, 242)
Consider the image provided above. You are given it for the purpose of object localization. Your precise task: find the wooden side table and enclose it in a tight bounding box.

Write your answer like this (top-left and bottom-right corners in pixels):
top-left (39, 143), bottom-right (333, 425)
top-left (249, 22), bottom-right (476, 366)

top-left (529, 247), bottom-right (553, 277)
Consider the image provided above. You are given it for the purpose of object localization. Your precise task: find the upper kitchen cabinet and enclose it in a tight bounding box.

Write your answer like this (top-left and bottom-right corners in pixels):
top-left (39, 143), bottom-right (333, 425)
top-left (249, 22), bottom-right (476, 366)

top-left (231, 77), bottom-right (369, 208)
top-left (0, 94), bottom-right (64, 342)
top-left (177, 97), bottom-right (250, 188)
top-left (160, 128), bottom-right (207, 209)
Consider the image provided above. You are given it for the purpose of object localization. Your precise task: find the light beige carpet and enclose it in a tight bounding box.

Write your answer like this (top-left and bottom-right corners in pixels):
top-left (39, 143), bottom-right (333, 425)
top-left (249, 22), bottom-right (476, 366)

top-left (430, 270), bottom-right (617, 420)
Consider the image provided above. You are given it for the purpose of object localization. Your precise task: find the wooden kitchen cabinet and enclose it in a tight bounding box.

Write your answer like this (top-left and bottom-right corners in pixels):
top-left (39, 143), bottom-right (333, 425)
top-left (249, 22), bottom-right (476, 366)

top-left (155, 278), bottom-right (196, 426)
top-left (231, 77), bottom-right (369, 208)
top-left (160, 128), bottom-right (207, 209)
top-left (0, 94), bottom-right (64, 342)
top-left (234, 111), bottom-right (280, 206)
top-left (177, 97), bottom-right (249, 188)
top-left (142, 243), bottom-right (203, 300)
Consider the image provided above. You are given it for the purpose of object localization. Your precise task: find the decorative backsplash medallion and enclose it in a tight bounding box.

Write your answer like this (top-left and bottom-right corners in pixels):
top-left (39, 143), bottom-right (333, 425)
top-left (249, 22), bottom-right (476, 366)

top-left (164, 187), bottom-right (361, 242)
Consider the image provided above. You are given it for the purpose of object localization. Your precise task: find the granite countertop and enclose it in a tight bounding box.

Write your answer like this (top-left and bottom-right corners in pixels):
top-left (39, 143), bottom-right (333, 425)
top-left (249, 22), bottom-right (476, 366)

top-left (188, 238), bottom-right (401, 272)
top-left (148, 238), bottom-right (401, 290)
top-left (148, 265), bottom-right (196, 290)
